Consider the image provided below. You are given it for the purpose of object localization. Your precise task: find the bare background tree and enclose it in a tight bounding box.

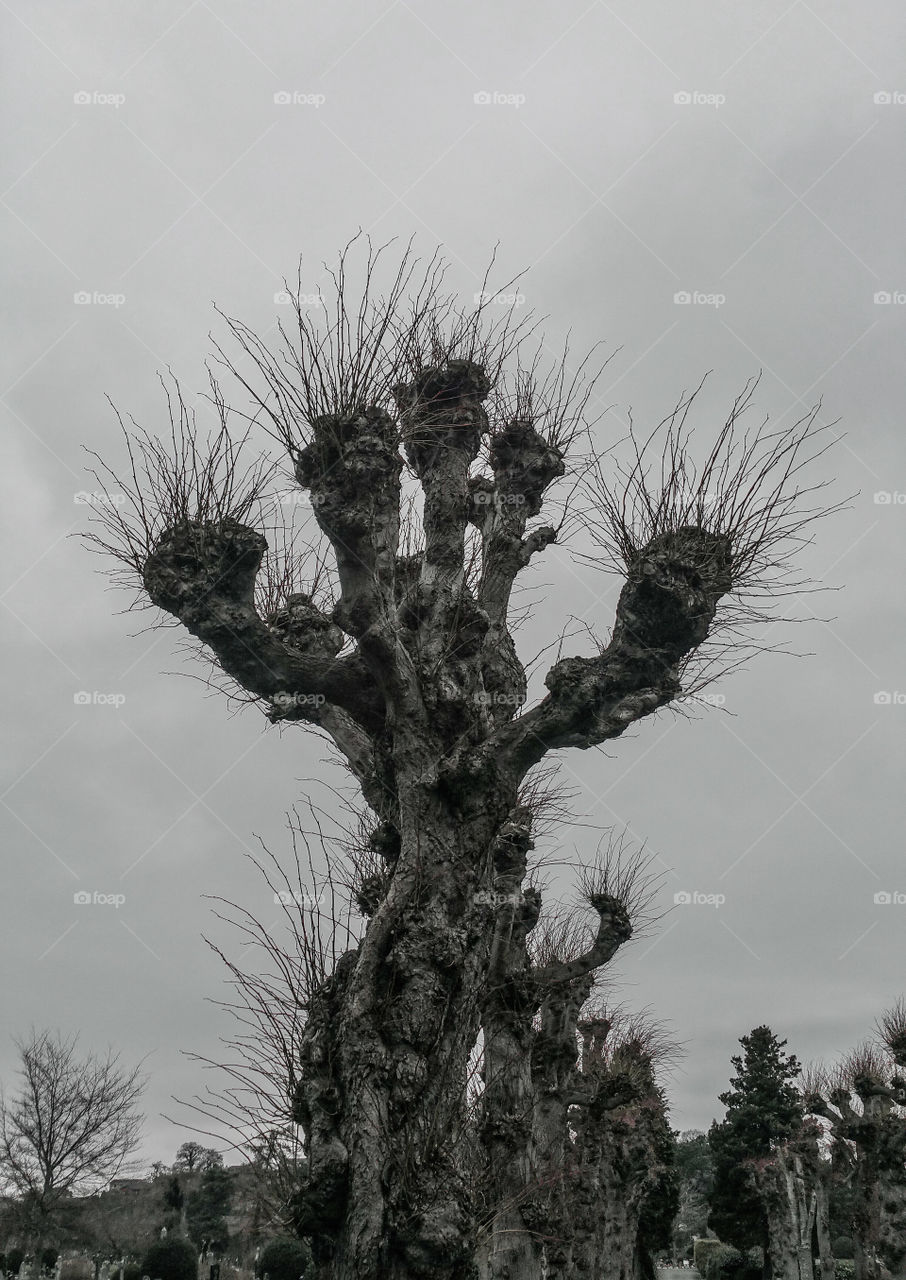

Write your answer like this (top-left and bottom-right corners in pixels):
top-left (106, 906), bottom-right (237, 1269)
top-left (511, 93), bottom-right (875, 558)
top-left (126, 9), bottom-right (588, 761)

top-left (0, 1030), bottom-right (145, 1257)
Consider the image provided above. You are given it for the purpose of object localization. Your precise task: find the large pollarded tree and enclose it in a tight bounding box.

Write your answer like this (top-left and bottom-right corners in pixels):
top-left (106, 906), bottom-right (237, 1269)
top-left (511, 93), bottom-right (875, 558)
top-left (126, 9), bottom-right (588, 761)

top-left (86, 238), bottom-right (840, 1280)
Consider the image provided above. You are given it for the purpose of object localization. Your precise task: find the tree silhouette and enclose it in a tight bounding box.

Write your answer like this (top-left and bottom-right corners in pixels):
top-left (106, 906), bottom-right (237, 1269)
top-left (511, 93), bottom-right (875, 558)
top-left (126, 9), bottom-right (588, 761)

top-left (87, 237), bottom-right (842, 1280)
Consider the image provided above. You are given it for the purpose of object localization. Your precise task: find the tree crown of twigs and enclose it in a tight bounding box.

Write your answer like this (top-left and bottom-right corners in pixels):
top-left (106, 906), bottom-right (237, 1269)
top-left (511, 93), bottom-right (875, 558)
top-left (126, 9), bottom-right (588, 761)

top-left (580, 374), bottom-right (850, 693)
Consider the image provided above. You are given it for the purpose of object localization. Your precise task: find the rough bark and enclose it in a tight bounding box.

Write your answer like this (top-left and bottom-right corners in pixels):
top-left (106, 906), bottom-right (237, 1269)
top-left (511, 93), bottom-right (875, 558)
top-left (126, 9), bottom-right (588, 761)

top-left (813, 1148), bottom-right (835, 1280)
top-left (568, 1048), bottom-right (674, 1280)
top-left (750, 1147), bottom-right (815, 1280)
top-left (474, 811), bottom-right (544, 1280)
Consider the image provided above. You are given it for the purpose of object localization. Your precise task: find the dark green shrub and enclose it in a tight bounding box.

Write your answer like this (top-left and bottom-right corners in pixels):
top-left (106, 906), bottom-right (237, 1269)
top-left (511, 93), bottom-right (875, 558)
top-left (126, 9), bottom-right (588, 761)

top-left (40, 1249), bottom-right (59, 1273)
top-left (705, 1244), bottom-right (743, 1280)
top-left (7, 1249), bottom-right (25, 1277)
top-left (256, 1238), bottom-right (310, 1280)
top-left (141, 1239), bottom-right (197, 1280)
top-left (703, 1243), bottom-right (761, 1280)
top-left (831, 1237), bottom-right (854, 1261)
top-left (835, 1263), bottom-right (855, 1280)
top-left (694, 1239), bottom-right (723, 1274)
top-left (123, 1264), bottom-right (143, 1280)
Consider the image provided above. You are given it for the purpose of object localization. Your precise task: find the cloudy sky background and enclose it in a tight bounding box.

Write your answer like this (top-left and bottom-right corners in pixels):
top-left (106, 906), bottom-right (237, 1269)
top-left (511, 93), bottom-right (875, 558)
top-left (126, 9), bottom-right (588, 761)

top-left (2, 0), bottom-right (905, 1166)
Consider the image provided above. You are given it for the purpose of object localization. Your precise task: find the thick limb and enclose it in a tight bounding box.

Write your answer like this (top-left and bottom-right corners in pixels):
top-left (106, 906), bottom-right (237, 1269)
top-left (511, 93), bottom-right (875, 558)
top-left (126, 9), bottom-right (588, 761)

top-left (294, 407), bottom-right (417, 710)
top-left (489, 525), bottom-right (733, 778)
top-left (394, 360), bottom-right (490, 679)
top-left (143, 518), bottom-right (383, 733)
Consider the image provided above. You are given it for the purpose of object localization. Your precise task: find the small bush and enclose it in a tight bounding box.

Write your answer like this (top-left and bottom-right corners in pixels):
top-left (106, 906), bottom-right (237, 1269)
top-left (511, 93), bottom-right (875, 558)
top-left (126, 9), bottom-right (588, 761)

top-left (123, 1264), bottom-right (143, 1280)
top-left (255, 1239), bottom-right (309, 1280)
top-left (831, 1238), bottom-right (854, 1261)
top-left (40, 1250), bottom-right (59, 1273)
top-left (705, 1245), bottom-right (743, 1280)
top-left (835, 1263), bottom-right (855, 1280)
top-left (142, 1240), bottom-right (197, 1280)
top-left (7, 1250), bottom-right (26, 1277)
top-left (694, 1240), bottom-right (723, 1274)
top-left (702, 1244), bottom-right (761, 1280)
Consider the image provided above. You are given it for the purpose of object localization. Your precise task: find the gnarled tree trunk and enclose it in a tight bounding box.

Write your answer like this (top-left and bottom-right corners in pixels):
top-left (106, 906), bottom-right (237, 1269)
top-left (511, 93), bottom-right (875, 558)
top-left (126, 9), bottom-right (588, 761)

top-left (750, 1147), bottom-right (816, 1280)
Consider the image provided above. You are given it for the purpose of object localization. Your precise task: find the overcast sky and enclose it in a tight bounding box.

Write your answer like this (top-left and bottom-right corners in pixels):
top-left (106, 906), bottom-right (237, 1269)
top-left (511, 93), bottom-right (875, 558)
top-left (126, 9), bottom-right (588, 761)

top-left (2, 0), bottom-right (905, 1169)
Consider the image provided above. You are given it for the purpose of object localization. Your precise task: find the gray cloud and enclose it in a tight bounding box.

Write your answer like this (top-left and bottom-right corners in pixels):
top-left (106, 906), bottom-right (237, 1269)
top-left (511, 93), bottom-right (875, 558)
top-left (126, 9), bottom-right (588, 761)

top-left (2, 0), bottom-right (905, 1161)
